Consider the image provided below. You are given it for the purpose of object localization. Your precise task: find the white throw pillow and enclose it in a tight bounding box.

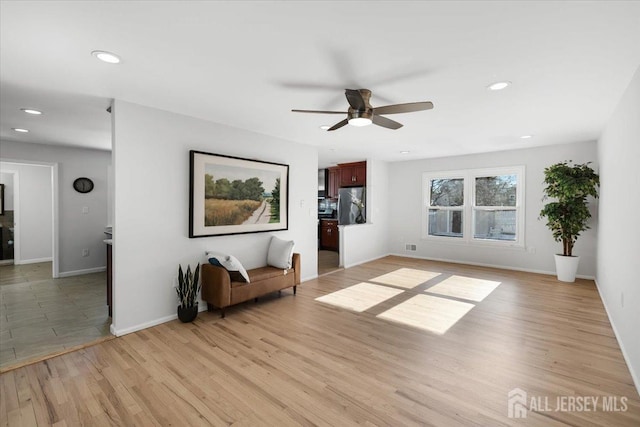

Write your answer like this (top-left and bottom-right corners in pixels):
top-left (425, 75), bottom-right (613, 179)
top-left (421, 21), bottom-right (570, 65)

top-left (267, 236), bottom-right (295, 269)
top-left (206, 252), bottom-right (250, 283)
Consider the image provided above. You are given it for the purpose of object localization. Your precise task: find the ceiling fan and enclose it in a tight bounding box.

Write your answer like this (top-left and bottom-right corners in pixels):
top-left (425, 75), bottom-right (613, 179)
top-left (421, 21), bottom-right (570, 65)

top-left (292, 89), bottom-right (433, 131)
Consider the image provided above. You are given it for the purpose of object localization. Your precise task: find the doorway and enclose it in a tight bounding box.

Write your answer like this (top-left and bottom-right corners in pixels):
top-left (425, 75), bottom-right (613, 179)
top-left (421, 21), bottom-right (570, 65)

top-left (0, 161), bottom-right (58, 275)
top-left (317, 169), bottom-right (341, 276)
top-left (0, 174), bottom-right (16, 265)
top-left (0, 160), bottom-right (112, 370)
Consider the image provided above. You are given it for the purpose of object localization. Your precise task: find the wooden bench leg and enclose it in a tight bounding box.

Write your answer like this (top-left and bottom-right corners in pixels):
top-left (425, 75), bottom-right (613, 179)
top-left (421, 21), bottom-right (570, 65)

top-left (221, 308), bottom-right (225, 318)
top-left (207, 303), bottom-right (215, 312)
top-left (278, 290), bottom-right (282, 297)
top-left (293, 286), bottom-right (297, 295)
top-left (254, 297), bottom-right (258, 303)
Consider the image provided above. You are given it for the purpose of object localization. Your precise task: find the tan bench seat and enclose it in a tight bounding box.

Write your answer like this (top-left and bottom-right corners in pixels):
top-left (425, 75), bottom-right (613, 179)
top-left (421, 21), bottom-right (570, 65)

top-left (201, 253), bottom-right (300, 317)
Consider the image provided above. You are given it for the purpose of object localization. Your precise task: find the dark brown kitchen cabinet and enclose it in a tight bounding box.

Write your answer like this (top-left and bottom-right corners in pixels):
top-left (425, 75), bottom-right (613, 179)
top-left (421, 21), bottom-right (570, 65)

top-left (338, 161), bottom-right (366, 187)
top-left (327, 167), bottom-right (340, 199)
top-left (320, 219), bottom-right (339, 251)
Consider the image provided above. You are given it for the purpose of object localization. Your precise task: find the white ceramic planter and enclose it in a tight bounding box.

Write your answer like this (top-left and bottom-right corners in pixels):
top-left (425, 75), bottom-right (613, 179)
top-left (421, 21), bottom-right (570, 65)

top-left (554, 254), bottom-right (580, 282)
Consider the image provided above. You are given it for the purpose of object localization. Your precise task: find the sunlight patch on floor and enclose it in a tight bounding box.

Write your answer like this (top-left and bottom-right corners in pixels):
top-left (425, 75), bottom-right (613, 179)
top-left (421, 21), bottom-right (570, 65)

top-left (315, 283), bottom-right (404, 312)
top-left (425, 275), bottom-right (501, 302)
top-left (369, 268), bottom-right (441, 289)
top-left (377, 294), bottom-right (475, 335)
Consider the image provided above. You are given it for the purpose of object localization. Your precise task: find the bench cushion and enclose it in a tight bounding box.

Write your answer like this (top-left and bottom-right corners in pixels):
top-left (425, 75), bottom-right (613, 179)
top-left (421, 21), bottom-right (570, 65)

top-left (231, 266), bottom-right (294, 287)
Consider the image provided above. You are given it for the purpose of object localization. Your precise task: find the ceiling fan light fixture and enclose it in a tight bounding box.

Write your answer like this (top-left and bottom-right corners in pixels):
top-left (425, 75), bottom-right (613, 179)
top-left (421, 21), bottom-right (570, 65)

top-left (92, 50), bottom-right (121, 64)
top-left (348, 117), bottom-right (372, 127)
top-left (520, 135), bottom-right (534, 139)
top-left (319, 125), bottom-right (330, 130)
top-left (487, 81), bottom-right (511, 91)
top-left (21, 108), bottom-right (43, 115)
top-left (400, 151), bottom-right (410, 154)
top-left (12, 128), bottom-right (29, 133)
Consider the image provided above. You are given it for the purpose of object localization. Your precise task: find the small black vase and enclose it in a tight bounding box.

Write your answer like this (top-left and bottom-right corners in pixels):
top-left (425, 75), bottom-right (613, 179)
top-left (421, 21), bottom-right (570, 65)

top-left (177, 303), bottom-right (198, 323)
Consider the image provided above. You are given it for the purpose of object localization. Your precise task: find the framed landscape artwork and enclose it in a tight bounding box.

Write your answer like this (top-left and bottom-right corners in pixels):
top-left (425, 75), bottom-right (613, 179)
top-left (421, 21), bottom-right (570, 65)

top-left (189, 150), bottom-right (289, 238)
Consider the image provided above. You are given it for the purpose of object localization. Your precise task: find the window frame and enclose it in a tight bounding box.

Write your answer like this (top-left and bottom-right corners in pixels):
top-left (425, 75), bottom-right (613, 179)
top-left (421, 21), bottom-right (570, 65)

top-left (422, 166), bottom-right (525, 249)
top-left (424, 171), bottom-right (466, 240)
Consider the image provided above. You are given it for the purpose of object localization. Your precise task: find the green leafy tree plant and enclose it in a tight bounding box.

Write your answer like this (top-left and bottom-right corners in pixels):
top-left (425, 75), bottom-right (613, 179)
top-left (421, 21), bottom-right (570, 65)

top-left (176, 264), bottom-right (200, 308)
top-left (539, 161), bottom-right (599, 256)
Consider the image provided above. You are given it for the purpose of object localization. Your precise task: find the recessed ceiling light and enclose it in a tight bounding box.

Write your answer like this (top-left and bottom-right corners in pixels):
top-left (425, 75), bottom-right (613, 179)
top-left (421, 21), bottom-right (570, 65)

top-left (20, 108), bottom-right (43, 115)
top-left (487, 81), bottom-right (511, 91)
top-left (520, 135), bottom-right (533, 139)
top-left (319, 125), bottom-right (330, 130)
top-left (348, 117), bottom-right (372, 127)
top-left (400, 151), bottom-right (410, 154)
top-left (92, 50), bottom-right (121, 64)
top-left (12, 128), bottom-right (29, 133)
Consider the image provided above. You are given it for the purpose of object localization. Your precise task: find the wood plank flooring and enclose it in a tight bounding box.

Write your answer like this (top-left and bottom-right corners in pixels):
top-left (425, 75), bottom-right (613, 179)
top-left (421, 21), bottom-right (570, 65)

top-left (1, 256), bottom-right (639, 426)
top-left (317, 250), bottom-right (341, 276)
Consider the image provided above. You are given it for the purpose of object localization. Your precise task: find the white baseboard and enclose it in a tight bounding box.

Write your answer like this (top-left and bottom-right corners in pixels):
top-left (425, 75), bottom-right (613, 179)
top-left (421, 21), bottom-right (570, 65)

top-left (343, 253), bottom-right (391, 270)
top-left (301, 274), bottom-right (318, 282)
top-left (15, 257), bottom-right (52, 265)
top-left (388, 252), bottom-right (596, 280)
top-left (112, 304), bottom-right (209, 337)
top-left (58, 266), bottom-right (106, 278)
top-left (594, 278), bottom-right (640, 397)
top-left (113, 313), bottom-right (178, 337)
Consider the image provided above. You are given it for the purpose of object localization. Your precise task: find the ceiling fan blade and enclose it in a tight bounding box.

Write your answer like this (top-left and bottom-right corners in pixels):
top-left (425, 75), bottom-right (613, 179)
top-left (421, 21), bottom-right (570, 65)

top-left (372, 115), bottom-right (403, 130)
top-left (327, 119), bottom-right (349, 131)
top-left (345, 89), bottom-right (366, 110)
top-left (374, 101), bottom-right (434, 115)
top-left (292, 109), bottom-right (346, 114)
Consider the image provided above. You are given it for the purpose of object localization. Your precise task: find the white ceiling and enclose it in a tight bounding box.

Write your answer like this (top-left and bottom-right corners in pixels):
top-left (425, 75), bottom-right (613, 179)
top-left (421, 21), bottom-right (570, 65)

top-left (1, 1), bottom-right (639, 167)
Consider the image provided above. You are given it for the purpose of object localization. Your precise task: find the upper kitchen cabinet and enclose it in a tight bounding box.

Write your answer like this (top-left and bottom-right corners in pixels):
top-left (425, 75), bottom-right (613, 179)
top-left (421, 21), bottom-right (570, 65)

top-left (338, 161), bottom-right (366, 187)
top-left (327, 167), bottom-right (340, 199)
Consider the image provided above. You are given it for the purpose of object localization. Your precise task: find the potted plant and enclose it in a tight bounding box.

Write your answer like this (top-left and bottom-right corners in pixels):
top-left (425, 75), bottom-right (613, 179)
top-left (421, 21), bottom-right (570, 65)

top-left (176, 263), bottom-right (200, 322)
top-left (539, 161), bottom-right (599, 282)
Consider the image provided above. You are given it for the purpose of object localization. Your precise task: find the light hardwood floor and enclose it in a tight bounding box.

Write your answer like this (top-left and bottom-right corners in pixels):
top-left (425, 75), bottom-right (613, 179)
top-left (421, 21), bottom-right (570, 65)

top-left (1, 256), bottom-right (638, 426)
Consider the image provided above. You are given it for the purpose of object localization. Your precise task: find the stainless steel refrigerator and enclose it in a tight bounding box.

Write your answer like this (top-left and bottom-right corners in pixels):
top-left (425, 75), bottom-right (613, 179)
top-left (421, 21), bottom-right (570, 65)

top-left (338, 187), bottom-right (366, 225)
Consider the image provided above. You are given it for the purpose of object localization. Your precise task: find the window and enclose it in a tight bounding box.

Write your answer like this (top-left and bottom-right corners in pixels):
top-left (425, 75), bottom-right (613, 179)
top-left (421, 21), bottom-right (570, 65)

top-left (422, 166), bottom-right (525, 247)
top-left (428, 177), bottom-right (464, 238)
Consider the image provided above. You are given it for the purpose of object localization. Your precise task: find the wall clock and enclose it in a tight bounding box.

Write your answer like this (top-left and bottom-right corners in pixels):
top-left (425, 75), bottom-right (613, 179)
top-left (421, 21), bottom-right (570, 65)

top-left (73, 177), bottom-right (94, 193)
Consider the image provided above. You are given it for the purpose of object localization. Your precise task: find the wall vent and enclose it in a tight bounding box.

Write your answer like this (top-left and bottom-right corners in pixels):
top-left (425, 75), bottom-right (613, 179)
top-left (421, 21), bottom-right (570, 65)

top-left (405, 244), bottom-right (417, 251)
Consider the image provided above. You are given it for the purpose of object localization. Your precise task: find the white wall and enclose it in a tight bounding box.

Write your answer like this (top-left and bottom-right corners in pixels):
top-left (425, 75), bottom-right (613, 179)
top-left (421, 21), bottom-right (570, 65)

top-left (341, 159), bottom-right (390, 268)
top-left (111, 100), bottom-right (318, 335)
top-left (387, 141), bottom-right (599, 277)
top-left (1, 140), bottom-right (111, 275)
top-left (0, 162), bottom-right (52, 263)
top-left (0, 172), bottom-right (14, 210)
top-left (597, 66), bottom-right (640, 392)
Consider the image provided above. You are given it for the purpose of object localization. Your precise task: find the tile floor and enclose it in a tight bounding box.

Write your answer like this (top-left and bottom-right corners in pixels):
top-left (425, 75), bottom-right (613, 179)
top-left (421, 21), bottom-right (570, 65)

top-left (0, 262), bottom-right (111, 370)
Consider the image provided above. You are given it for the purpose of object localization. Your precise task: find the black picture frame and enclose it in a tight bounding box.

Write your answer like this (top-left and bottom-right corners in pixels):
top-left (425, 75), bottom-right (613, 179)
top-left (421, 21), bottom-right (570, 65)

top-left (189, 150), bottom-right (289, 238)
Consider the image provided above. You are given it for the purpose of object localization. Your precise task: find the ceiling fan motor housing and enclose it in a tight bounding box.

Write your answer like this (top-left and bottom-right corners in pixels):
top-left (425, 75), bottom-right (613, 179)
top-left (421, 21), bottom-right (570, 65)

top-left (348, 88), bottom-right (373, 120)
top-left (348, 109), bottom-right (373, 120)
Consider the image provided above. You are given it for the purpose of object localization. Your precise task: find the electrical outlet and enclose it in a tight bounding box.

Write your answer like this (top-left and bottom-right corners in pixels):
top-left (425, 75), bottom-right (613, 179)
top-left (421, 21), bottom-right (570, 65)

top-left (528, 246), bottom-right (536, 254)
top-left (82, 206), bottom-right (89, 214)
top-left (82, 249), bottom-right (89, 257)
